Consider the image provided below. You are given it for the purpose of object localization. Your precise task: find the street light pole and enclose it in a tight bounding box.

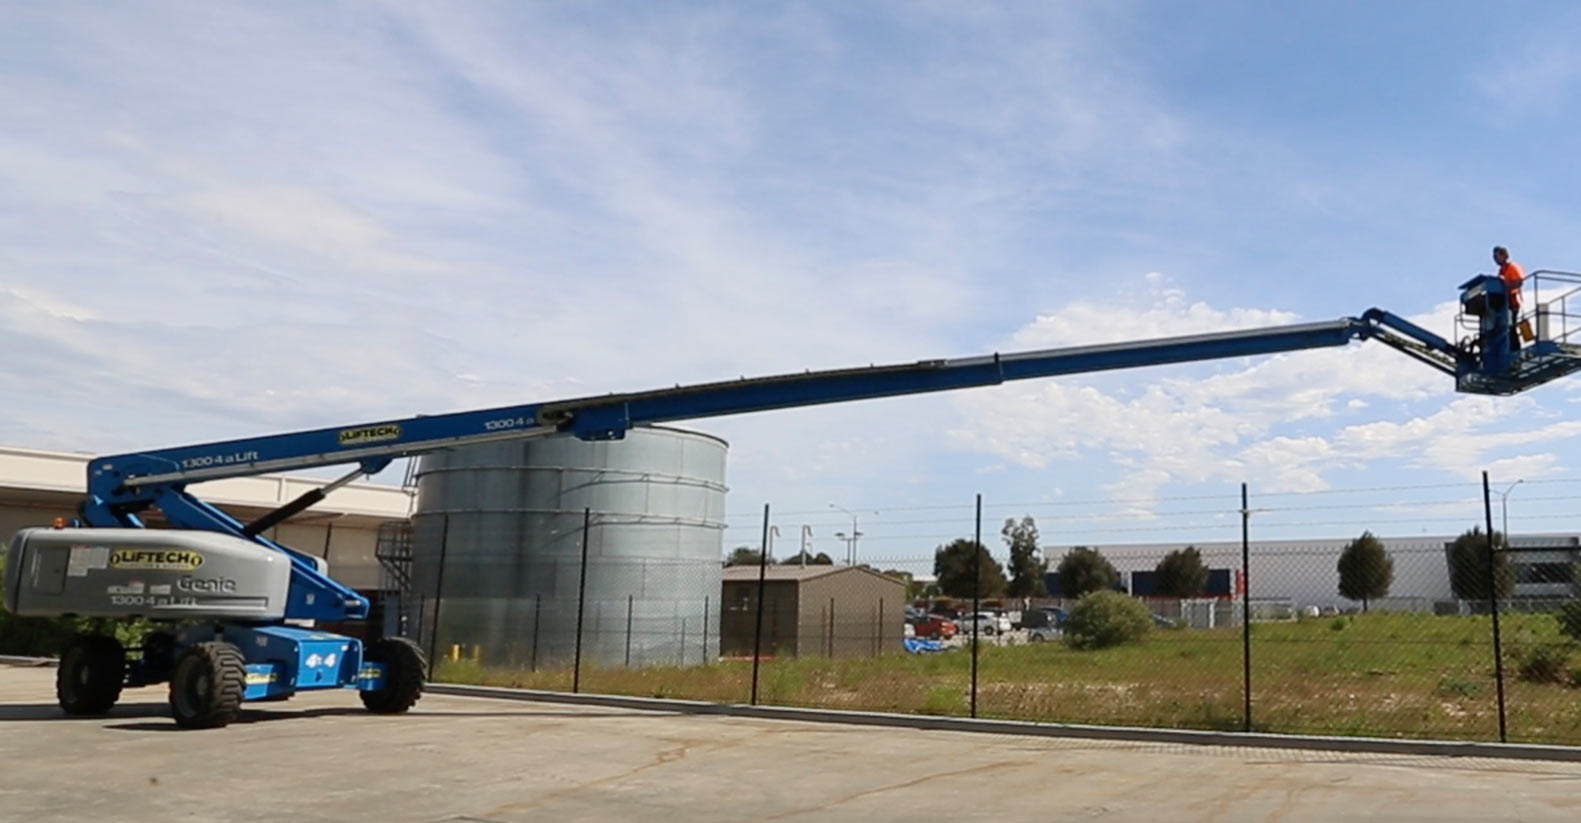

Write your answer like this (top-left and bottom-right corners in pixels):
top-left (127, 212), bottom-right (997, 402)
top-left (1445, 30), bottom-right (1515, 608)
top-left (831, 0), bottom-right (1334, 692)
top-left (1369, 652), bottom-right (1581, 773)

top-left (800, 525), bottom-right (813, 567)
top-left (834, 530), bottom-right (860, 564)
top-left (1497, 479), bottom-right (1524, 545)
top-left (830, 503), bottom-right (876, 565)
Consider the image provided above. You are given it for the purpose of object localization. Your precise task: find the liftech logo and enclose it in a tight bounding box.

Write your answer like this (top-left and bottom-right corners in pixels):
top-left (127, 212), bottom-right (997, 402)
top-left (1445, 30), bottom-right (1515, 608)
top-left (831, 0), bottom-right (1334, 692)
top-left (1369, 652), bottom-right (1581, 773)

top-left (108, 549), bottom-right (204, 571)
top-left (337, 424), bottom-right (402, 447)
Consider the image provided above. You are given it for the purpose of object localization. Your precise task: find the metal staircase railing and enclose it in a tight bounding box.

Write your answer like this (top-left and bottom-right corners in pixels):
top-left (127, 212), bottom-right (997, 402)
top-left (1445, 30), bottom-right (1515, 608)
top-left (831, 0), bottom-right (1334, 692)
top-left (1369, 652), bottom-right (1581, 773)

top-left (374, 520), bottom-right (414, 595)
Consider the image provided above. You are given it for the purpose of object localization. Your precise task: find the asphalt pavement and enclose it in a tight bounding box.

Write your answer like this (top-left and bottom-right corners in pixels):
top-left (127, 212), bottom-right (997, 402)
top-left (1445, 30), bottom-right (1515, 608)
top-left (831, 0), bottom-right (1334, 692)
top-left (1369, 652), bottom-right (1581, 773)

top-left (3, 663), bottom-right (1581, 822)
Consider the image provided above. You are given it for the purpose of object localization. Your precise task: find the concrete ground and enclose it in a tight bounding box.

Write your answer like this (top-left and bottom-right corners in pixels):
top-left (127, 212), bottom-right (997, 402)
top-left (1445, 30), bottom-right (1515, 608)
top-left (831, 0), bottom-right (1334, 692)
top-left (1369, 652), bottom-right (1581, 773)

top-left (3, 664), bottom-right (1581, 823)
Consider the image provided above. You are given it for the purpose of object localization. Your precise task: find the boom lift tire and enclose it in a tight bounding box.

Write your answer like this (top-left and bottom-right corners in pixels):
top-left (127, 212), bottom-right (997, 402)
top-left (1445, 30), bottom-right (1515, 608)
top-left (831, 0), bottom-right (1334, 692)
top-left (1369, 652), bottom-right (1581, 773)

top-left (359, 636), bottom-right (426, 714)
top-left (169, 641), bottom-right (246, 729)
top-left (56, 634), bottom-right (126, 715)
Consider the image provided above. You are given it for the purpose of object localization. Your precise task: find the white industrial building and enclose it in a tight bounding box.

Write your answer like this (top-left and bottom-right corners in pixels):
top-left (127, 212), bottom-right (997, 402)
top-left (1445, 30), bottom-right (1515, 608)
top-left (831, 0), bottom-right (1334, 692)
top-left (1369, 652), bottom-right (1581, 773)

top-left (1056, 533), bottom-right (1581, 611)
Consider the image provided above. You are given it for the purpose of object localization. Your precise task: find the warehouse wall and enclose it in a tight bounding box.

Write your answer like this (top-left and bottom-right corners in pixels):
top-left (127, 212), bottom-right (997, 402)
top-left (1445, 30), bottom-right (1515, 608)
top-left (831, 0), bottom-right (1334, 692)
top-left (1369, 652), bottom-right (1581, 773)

top-left (0, 502), bottom-right (76, 541)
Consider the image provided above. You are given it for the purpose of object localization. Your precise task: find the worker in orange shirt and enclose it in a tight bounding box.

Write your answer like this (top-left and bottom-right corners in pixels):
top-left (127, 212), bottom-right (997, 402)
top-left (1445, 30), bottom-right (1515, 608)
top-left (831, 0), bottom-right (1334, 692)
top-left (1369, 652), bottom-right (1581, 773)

top-left (1494, 246), bottom-right (1525, 351)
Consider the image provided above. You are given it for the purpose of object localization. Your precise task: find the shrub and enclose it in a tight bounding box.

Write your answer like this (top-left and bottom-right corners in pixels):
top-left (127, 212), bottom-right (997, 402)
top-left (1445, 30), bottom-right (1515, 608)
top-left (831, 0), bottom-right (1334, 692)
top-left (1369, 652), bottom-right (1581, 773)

top-left (1436, 674), bottom-right (1482, 699)
top-left (1556, 600), bottom-right (1581, 642)
top-left (922, 686), bottom-right (965, 715)
top-left (1513, 644), bottom-right (1572, 685)
top-left (1063, 590), bottom-right (1152, 650)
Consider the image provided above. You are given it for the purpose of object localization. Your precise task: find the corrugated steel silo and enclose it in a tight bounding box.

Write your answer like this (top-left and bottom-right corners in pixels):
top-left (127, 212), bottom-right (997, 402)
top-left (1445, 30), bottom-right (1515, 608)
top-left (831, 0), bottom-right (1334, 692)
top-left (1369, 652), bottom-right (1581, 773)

top-left (410, 424), bottom-right (727, 669)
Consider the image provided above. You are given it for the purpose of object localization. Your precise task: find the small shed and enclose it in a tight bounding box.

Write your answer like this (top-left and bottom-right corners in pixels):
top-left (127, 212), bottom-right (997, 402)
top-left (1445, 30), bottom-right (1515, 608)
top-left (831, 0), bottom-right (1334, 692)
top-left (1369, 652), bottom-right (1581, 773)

top-left (720, 565), bottom-right (907, 658)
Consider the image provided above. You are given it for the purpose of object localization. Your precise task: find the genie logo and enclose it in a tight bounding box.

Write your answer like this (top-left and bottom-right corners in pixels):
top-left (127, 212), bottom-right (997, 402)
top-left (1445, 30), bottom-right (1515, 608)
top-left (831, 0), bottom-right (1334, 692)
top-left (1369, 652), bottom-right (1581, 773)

top-left (177, 576), bottom-right (238, 594)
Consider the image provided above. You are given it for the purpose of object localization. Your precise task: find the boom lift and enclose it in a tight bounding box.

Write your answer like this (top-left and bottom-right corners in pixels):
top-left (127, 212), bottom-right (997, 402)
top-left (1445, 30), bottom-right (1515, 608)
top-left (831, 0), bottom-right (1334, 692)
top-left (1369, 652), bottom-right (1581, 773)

top-left (6, 272), bottom-right (1581, 728)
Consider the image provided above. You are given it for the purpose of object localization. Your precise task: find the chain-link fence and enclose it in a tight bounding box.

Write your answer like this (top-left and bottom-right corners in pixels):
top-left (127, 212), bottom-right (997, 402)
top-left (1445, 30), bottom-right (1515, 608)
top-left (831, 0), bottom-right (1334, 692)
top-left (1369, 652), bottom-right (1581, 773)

top-left (387, 474), bottom-right (1581, 747)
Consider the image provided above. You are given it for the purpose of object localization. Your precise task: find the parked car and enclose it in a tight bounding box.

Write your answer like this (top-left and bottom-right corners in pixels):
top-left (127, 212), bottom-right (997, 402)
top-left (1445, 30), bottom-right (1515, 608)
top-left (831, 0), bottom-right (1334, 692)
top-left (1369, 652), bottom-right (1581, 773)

top-left (1022, 607), bottom-right (1067, 642)
top-left (1020, 607), bottom-right (1068, 630)
top-left (955, 611), bottom-right (1013, 636)
top-left (908, 615), bottom-right (958, 640)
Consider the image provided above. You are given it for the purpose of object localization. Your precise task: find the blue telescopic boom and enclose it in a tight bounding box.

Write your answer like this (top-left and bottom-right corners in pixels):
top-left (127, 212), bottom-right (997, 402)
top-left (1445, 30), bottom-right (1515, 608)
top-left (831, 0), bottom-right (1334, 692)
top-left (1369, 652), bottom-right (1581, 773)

top-left (81, 286), bottom-right (1580, 623)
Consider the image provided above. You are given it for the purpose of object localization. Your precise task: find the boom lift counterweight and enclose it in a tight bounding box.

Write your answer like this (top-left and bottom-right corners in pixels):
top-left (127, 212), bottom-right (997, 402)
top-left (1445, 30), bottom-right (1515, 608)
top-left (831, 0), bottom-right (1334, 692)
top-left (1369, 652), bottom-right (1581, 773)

top-left (7, 273), bottom-right (1581, 727)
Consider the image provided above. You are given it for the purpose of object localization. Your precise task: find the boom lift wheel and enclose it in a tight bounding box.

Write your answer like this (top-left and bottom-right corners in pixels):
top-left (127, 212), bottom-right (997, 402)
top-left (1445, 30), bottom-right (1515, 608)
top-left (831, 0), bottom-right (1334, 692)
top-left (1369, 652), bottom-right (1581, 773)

top-left (168, 641), bottom-right (246, 729)
top-left (56, 634), bottom-right (126, 715)
top-left (360, 636), bottom-right (426, 714)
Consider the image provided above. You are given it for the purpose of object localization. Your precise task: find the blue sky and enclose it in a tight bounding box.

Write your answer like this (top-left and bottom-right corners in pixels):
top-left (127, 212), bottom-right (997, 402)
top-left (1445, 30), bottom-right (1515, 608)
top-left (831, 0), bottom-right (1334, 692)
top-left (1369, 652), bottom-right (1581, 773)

top-left (4, 2), bottom-right (1581, 572)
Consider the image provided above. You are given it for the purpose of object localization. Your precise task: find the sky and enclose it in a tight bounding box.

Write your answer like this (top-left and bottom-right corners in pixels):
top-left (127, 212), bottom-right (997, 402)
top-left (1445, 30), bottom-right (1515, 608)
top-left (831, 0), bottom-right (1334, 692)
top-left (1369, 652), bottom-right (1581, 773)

top-left (4, 1), bottom-right (1581, 575)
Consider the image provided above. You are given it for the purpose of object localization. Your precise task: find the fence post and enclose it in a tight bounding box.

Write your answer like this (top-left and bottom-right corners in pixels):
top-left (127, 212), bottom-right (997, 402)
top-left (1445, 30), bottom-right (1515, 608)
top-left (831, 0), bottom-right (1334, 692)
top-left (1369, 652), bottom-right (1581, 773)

top-left (876, 598), bottom-right (884, 657)
top-left (751, 503), bottom-right (771, 705)
top-left (679, 618), bottom-right (687, 667)
top-left (971, 492), bottom-right (982, 719)
top-left (702, 595), bottom-right (710, 663)
top-left (1241, 483), bottom-right (1252, 733)
top-left (573, 507), bottom-right (591, 693)
top-left (625, 594), bottom-right (634, 668)
top-left (530, 593), bottom-right (541, 672)
top-left (828, 597), bottom-right (835, 657)
top-left (822, 602), bottom-right (829, 657)
top-left (415, 593), bottom-right (427, 648)
top-left (426, 515), bottom-right (450, 679)
top-left (1483, 471), bottom-right (1509, 743)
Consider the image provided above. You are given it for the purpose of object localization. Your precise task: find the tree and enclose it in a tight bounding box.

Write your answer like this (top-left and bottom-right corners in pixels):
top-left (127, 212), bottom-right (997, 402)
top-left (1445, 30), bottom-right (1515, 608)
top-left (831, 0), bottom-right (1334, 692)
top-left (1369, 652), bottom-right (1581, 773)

top-left (1054, 546), bottom-right (1118, 598)
top-left (1336, 531), bottom-right (1394, 611)
top-left (932, 538), bottom-right (1007, 599)
top-left (779, 551), bottom-right (834, 565)
top-left (882, 569), bottom-right (915, 596)
top-left (1154, 546), bottom-right (1209, 598)
top-left (1002, 516), bottom-right (1046, 598)
top-left (1447, 527), bottom-right (1515, 602)
top-left (725, 546), bottom-right (771, 566)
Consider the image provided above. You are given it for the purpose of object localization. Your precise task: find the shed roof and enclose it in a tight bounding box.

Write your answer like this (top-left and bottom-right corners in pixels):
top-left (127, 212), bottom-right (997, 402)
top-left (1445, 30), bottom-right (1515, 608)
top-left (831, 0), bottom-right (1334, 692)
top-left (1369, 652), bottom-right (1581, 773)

top-left (720, 565), bottom-right (906, 585)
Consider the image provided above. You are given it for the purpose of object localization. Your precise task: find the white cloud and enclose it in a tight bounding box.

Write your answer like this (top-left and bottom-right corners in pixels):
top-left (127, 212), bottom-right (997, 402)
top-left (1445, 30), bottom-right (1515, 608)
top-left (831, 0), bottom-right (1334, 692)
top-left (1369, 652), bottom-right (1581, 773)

top-left (1009, 275), bottom-right (1300, 348)
top-left (948, 280), bottom-right (1578, 501)
top-left (178, 186), bottom-right (437, 273)
top-left (5, 2), bottom-right (1581, 554)
top-left (1482, 453), bottom-right (1562, 482)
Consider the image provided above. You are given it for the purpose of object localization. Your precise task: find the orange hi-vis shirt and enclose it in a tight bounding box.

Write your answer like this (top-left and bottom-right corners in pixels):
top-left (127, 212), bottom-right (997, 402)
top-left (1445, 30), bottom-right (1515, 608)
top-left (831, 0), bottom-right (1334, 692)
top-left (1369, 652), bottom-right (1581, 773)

top-left (1500, 260), bottom-right (1525, 310)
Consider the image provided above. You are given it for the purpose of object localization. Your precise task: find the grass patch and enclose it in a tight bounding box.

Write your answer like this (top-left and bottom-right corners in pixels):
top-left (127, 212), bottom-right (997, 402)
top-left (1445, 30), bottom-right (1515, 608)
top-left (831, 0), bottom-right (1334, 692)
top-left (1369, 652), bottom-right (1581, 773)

top-left (431, 611), bottom-right (1581, 745)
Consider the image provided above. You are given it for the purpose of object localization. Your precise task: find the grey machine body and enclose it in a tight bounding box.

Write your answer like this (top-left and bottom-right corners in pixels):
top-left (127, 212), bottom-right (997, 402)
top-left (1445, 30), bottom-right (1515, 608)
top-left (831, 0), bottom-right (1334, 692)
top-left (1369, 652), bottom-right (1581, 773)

top-left (3, 527), bottom-right (292, 621)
